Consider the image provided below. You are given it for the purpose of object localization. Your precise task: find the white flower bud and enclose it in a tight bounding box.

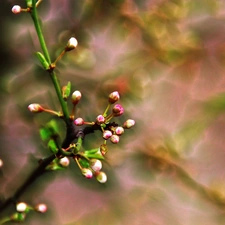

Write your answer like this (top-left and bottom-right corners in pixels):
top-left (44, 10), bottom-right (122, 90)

top-left (110, 134), bottom-right (120, 144)
top-left (115, 126), bottom-right (124, 136)
top-left (35, 203), bottom-right (47, 213)
top-left (103, 130), bottom-right (112, 140)
top-left (28, 103), bottom-right (44, 113)
top-left (0, 159), bottom-right (3, 168)
top-left (65, 37), bottom-right (78, 51)
top-left (59, 157), bottom-right (70, 167)
top-left (16, 202), bottom-right (27, 212)
top-left (71, 90), bottom-right (82, 104)
top-left (81, 168), bottom-right (93, 179)
top-left (12, 5), bottom-right (21, 14)
top-left (123, 119), bottom-right (135, 129)
top-left (90, 159), bottom-right (102, 172)
top-left (108, 91), bottom-right (120, 104)
top-left (96, 171), bottom-right (107, 183)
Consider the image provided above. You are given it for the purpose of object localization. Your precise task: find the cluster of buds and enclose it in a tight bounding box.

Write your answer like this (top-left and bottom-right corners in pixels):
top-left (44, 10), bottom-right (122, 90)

top-left (75, 156), bottom-right (107, 183)
top-left (71, 91), bottom-right (135, 182)
top-left (9, 202), bottom-right (47, 222)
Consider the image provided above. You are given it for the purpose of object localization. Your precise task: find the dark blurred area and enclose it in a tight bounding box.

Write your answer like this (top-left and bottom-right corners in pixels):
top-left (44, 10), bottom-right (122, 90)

top-left (1, 0), bottom-right (225, 224)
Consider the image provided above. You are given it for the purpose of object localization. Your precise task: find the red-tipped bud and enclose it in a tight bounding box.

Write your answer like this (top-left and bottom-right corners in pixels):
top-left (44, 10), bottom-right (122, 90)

top-left (28, 103), bottom-right (44, 113)
top-left (110, 134), bottom-right (120, 144)
top-left (103, 130), bottom-right (112, 140)
top-left (115, 126), bottom-right (124, 136)
top-left (95, 171), bottom-right (107, 183)
top-left (96, 115), bottom-right (105, 124)
top-left (112, 104), bottom-right (124, 116)
top-left (59, 157), bottom-right (70, 167)
top-left (74, 117), bottom-right (84, 126)
top-left (16, 202), bottom-right (27, 213)
top-left (100, 144), bottom-right (108, 156)
top-left (35, 204), bottom-right (47, 213)
top-left (123, 119), bottom-right (135, 129)
top-left (90, 159), bottom-right (102, 172)
top-left (108, 91), bottom-right (120, 104)
top-left (12, 5), bottom-right (21, 14)
top-left (81, 168), bottom-right (93, 179)
top-left (65, 37), bottom-right (78, 51)
top-left (71, 90), bottom-right (82, 104)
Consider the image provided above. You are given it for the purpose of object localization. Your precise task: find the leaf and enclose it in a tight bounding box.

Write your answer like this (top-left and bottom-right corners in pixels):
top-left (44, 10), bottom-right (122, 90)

top-left (62, 81), bottom-right (71, 100)
top-left (36, 52), bottom-right (49, 70)
top-left (48, 139), bottom-right (58, 154)
top-left (39, 119), bottom-right (59, 141)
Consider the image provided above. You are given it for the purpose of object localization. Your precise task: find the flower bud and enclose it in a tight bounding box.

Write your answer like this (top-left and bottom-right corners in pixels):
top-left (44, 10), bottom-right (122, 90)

top-left (28, 103), bottom-right (44, 113)
top-left (112, 104), bottom-right (124, 116)
top-left (81, 168), bottom-right (93, 179)
top-left (71, 90), bottom-right (82, 104)
top-left (90, 159), bottom-right (102, 172)
top-left (12, 5), bottom-right (21, 14)
top-left (123, 119), bottom-right (135, 129)
top-left (35, 203), bottom-right (47, 213)
top-left (65, 37), bottom-right (78, 51)
top-left (96, 171), bottom-right (107, 183)
top-left (108, 91), bottom-right (120, 104)
top-left (0, 158), bottom-right (3, 168)
top-left (74, 117), bottom-right (84, 126)
top-left (16, 202), bottom-right (27, 212)
top-left (59, 157), bottom-right (70, 167)
top-left (103, 130), bottom-right (112, 140)
top-left (110, 134), bottom-right (120, 144)
top-left (96, 115), bottom-right (105, 124)
top-left (115, 126), bottom-right (124, 136)
top-left (100, 144), bottom-right (108, 156)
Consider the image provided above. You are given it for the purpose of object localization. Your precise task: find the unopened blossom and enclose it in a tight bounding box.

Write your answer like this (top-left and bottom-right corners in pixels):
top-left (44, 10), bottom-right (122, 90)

top-left (35, 204), bottom-right (47, 213)
top-left (90, 159), bottom-right (102, 172)
top-left (110, 134), bottom-right (120, 144)
top-left (81, 168), bottom-right (93, 179)
top-left (112, 104), bottom-right (124, 116)
top-left (16, 202), bottom-right (27, 212)
top-left (123, 119), bottom-right (135, 129)
top-left (59, 157), bottom-right (70, 167)
top-left (103, 130), bottom-right (112, 140)
top-left (96, 171), bottom-right (107, 183)
top-left (108, 91), bottom-right (120, 104)
top-left (74, 117), bottom-right (84, 126)
top-left (12, 5), bottom-right (21, 14)
top-left (115, 126), bottom-right (124, 136)
top-left (96, 115), bottom-right (105, 124)
top-left (28, 103), bottom-right (44, 113)
top-left (65, 37), bottom-right (78, 51)
top-left (71, 90), bottom-right (82, 104)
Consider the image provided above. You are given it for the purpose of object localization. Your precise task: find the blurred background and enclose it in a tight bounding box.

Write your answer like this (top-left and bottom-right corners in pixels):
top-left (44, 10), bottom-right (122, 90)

top-left (1, 0), bottom-right (225, 224)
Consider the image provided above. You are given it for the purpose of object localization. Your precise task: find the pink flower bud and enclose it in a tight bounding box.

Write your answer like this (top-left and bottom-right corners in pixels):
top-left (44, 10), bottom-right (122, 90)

top-left (16, 202), bottom-right (27, 212)
top-left (90, 159), bottom-right (102, 171)
top-left (12, 5), bottom-right (21, 14)
top-left (123, 119), bottom-right (135, 129)
top-left (96, 115), bottom-right (105, 124)
top-left (59, 157), bottom-right (70, 167)
top-left (103, 130), bottom-right (112, 140)
top-left (95, 171), bottom-right (107, 183)
top-left (28, 103), bottom-right (44, 113)
top-left (74, 117), bottom-right (84, 126)
top-left (71, 90), bottom-right (82, 104)
top-left (110, 134), bottom-right (120, 144)
top-left (81, 168), bottom-right (93, 179)
top-left (115, 126), bottom-right (124, 136)
top-left (35, 204), bottom-right (47, 213)
top-left (108, 91), bottom-right (120, 104)
top-left (65, 37), bottom-right (78, 51)
top-left (112, 104), bottom-right (124, 116)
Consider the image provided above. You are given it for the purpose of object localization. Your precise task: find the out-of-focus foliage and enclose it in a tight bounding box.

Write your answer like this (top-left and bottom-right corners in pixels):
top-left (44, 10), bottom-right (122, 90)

top-left (1, 0), bottom-right (225, 224)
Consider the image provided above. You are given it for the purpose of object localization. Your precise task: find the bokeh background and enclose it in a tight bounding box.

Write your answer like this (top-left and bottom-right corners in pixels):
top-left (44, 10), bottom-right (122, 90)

top-left (1, 0), bottom-right (225, 224)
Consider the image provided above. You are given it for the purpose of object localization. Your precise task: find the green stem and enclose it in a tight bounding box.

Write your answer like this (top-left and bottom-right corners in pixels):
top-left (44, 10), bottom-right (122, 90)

top-left (31, 0), bottom-right (51, 64)
top-left (30, 0), bottom-right (70, 125)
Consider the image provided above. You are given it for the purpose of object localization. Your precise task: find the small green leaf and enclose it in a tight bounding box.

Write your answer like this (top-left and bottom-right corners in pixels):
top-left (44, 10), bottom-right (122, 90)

top-left (40, 127), bottom-right (52, 141)
top-left (36, 52), bottom-right (49, 70)
top-left (62, 81), bottom-right (71, 100)
top-left (26, 0), bottom-right (32, 7)
top-left (79, 158), bottom-right (90, 168)
top-left (48, 139), bottom-right (58, 154)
